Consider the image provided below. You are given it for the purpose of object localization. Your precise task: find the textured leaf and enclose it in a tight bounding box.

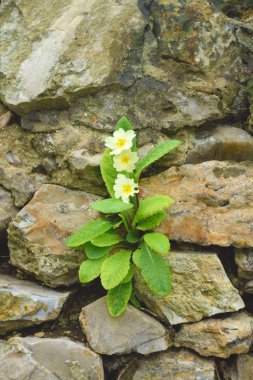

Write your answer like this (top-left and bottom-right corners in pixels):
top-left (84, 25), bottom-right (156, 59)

top-left (91, 231), bottom-right (123, 247)
top-left (92, 198), bottom-right (133, 214)
top-left (122, 264), bottom-right (135, 284)
top-left (144, 232), bottom-right (170, 255)
top-left (133, 195), bottom-right (173, 225)
top-left (126, 231), bottom-right (139, 243)
top-left (115, 116), bottom-right (137, 151)
top-left (137, 211), bottom-right (167, 231)
top-left (101, 250), bottom-right (131, 289)
top-left (133, 243), bottom-right (172, 296)
top-left (100, 149), bottom-right (117, 197)
top-left (84, 242), bottom-right (112, 259)
top-left (79, 256), bottom-right (107, 283)
top-left (66, 219), bottom-right (113, 248)
top-left (130, 289), bottom-right (141, 308)
top-left (107, 281), bottom-right (132, 317)
top-left (135, 140), bottom-right (181, 180)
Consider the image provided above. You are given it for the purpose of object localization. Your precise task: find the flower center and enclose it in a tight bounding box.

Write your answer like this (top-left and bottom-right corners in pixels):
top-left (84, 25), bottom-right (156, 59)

top-left (116, 138), bottom-right (126, 148)
top-left (122, 184), bottom-right (133, 195)
top-left (120, 155), bottom-right (130, 165)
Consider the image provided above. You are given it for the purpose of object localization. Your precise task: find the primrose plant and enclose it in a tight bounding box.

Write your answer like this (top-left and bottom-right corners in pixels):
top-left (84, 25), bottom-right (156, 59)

top-left (66, 117), bottom-right (181, 317)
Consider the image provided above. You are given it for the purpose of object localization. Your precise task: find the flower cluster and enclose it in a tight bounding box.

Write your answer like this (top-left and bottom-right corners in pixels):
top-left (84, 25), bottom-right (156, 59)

top-left (105, 128), bottom-right (139, 203)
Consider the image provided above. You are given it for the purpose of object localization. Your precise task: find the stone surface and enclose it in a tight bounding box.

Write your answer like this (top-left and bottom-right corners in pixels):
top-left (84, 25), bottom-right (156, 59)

top-left (0, 187), bottom-right (17, 233)
top-left (80, 297), bottom-right (171, 355)
top-left (135, 250), bottom-right (244, 324)
top-left (224, 353), bottom-right (253, 380)
top-left (8, 184), bottom-right (100, 287)
top-left (235, 248), bottom-right (253, 281)
top-left (0, 274), bottom-right (70, 335)
top-left (140, 161), bottom-right (253, 248)
top-left (118, 348), bottom-right (218, 380)
top-left (175, 312), bottom-right (253, 358)
top-left (0, 336), bottom-right (104, 380)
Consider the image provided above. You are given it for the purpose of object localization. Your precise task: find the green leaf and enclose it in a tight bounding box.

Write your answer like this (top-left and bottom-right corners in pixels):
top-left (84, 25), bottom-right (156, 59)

top-left (91, 231), bottom-right (123, 247)
top-left (133, 243), bottom-right (172, 296)
top-left (122, 264), bottom-right (135, 284)
top-left (137, 211), bottom-right (167, 231)
top-left (101, 250), bottom-right (131, 289)
top-left (135, 140), bottom-right (181, 180)
top-left (84, 242), bottom-right (112, 259)
top-left (92, 198), bottom-right (133, 214)
top-left (107, 281), bottom-right (132, 317)
top-left (100, 149), bottom-right (117, 197)
top-left (115, 116), bottom-right (137, 151)
top-left (66, 219), bottom-right (113, 248)
top-left (130, 289), bottom-right (141, 308)
top-left (126, 231), bottom-right (139, 243)
top-left (144, 232), bottom-right (170, 255)
top-left (79, 256), bottom-right (107, 283)
top-left (133, 195), bottom-right (173, 226)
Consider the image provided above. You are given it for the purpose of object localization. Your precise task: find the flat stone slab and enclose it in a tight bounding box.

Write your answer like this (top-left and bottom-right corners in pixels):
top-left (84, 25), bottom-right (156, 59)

top-left (175, 312), bottom-right (253, 358)
top-left (8, 184), bottom-right (100, 287)
top-left (140, 161), bottom-right (253, 248)
top-left (0, 274), bottom-right (70, 335)
top-left (135, 250), bottom-right (244, 324)
top-left (118, 348), bottom-right (217, 380)
top-left (0, 336), bottom-right (104, 380)
top-left (80, 297), bottom-right (171, 355)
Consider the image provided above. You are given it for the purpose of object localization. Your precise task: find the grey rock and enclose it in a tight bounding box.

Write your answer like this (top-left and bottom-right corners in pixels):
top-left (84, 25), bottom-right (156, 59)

top-left (0, 186), bottom-right (17, 233)
top-left (135, 251), bottom-right (244, 324)
top-left (235, 248), bottom-right (253, 281)
top-left (0, 336), bottom-right (104, 380)
top-left (80, 297), bottom-right (171, 355)
top-left (8, 184), bottom-right (100, 287)
top-left (0, 274), bottom-right (70, 335)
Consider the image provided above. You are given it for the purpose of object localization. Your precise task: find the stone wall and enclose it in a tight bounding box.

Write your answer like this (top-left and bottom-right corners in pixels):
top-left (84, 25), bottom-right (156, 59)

top-left (0, 0), bottom-right (253, 379)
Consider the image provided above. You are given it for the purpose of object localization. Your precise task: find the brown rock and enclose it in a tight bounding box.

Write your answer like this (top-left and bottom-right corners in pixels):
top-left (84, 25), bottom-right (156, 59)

top-left (140, 161), bottom-right (253, 248)
top-left (0, 187), bottom-right (17, 233)
top-left (80, 297), bottom-right (172, 355)
top-left (235, 248), bottom-right (253, 280)
top-left (174, 312), bottom-right (253, 358)
top-left (225, 353), bottom-right (253, 380)
top-left (0, 111), bottom-right (12, 128)
top-left (8, 184), bottom-right (100, 287)
top-left (134, 250), bottom-right (244, 325)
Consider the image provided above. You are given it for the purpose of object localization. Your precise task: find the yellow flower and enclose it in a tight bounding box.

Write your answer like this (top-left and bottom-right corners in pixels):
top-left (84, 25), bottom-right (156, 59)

top-left (113, 174), bottom-right (138, 203)
top-left (113, 150), bottom-right (138, 173)
top-left (105, 128), bottom-right (136, 155)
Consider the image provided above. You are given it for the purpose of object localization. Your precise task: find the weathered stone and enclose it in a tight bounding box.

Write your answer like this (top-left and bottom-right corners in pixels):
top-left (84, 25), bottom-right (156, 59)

top-left (8, 184), bottom-right (100, 287)
top-left (0, 0), bottom-right (145, 113)
top-left (235, 248), bottom-right (253, 279)
top-left (80, 297), bottom-right (172, 355)
top-left (0, 111), bottom-right (12, 128)
top-left (175, 312), bottom-right (253, 358)
top-left (0, 336), bottom-right (104, 380)
top-left (0, 274), bottom-right (70, 335)
top-left (135, 251), bottom-right (244, 324)
top-left (224, 353), bottom-right (253, 380)
top-left (118, 348), bottom-right (218, 380)
top-left (0, 187), bottom-right (17, 233)
top-left (140, 161), bottom-right (253, 248)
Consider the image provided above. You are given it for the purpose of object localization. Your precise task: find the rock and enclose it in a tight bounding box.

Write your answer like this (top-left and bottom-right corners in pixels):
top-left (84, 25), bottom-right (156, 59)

top-left (225, 353), bottom-right (253, 380)
top-left (0, 0), bottom-right (145, 113)
top-left (0, 274), bottom-right (70, 335)
top-left (235, 248), bottom-right (253, 292)
top-left (134, 250), bottom-right (244, 324)
top-left (80, 297), bottom-right (172, 355)
top-left (0, 336), bottom-right (104, 380)
top-left (174, 312), bottom-right (253, 358)
top-left (0, 111), bottom-right (12, 128)
top-left (118, 348), bottom-right (218, 380)
top-left (8, 184), bottom-right (100, 287)
top-left (0, 187), bottom-right (17, 233)
top-left (140, 161), bottom-right (253, 248)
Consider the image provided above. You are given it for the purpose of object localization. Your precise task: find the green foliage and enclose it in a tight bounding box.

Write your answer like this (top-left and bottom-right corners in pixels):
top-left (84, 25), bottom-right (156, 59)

top-left (144, 232), bottom-right (170, 255)
top-left (133, 243), bottom-right (172, 296)
top-left (66, 219), bottom-right (113, 248)
top-left (79, 256), bottom-right (107, 283)
top-left (130, 290), bottom-right (141, 308)
top-left (135, 140), bottom-right (181, 180)
top-left (101, 250), bottom-right (131, 289)
top-left (107, 281), bottom-right (132, 317)
top-left (100, 149), bottom-right (117, 197)
top-left (126, 231), bottom-right (139, 243)
top-left (91, 231), bottom-right (123, 247)
top-left (122, 264), bottom-right (134, 284)
top-left (84, 242), bottom-right (112, 259)
top-left (133, 195), bottom-right (174, 226)
top-left (92, 198), bottom-right (133, 214)
top-left (136, 211), bottom-right (167, 231)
